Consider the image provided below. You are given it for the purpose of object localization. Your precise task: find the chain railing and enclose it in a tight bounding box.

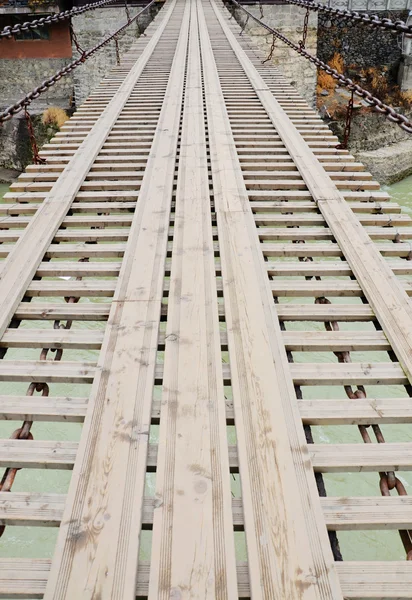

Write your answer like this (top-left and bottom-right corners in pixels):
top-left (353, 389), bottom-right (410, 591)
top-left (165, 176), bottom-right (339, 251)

top-left (228, 0), bottom-right (412, 133)
top-left (0, 0), bottom-right (122, 39)
top-left (0, 0), bottom-right (156, 124)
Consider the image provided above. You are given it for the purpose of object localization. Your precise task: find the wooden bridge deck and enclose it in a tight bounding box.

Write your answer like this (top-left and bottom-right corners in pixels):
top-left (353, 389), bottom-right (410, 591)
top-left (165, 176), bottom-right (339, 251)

top-left (1, 0), bottom-right (412, 597)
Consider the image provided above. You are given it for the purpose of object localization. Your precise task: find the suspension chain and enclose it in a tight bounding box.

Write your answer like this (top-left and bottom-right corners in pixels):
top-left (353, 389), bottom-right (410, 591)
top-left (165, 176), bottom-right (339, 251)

top-left (69, 22), bottom-right (87, 61)
top-left (24, 107), bottom-right (46, 166)
top-left (336, 89), bottom-right (355, 150)
top-left (1, 0), bottom-right (119, 39)
top-left (299, 6), bottom-right (310, 49)
top-left (262, 33), bottom-right (276, 64)
top-left (115, 37), bottom-right (121, 65)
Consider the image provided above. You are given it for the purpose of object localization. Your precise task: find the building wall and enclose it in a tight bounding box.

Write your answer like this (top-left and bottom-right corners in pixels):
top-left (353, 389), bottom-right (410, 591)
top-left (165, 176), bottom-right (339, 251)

top-left (0, 19), bottom-right (72, 58)
top-left (230, 3), bottom-right (318, 105)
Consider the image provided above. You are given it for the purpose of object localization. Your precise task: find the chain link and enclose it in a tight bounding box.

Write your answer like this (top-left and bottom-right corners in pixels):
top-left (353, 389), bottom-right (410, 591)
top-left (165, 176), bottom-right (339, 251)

top-left (262, 33), bottom-right (276, 64)
top-left (230, 0), bottom-right (412, 134)
top-left (124, 0), bottom-right (131, 24)
top-left (283, 0), bottom-right (412, 38)
top-left (115, 37), bottom-right (121, 65)
top-left (24, 107), bottom-right (47, 165)
top-left (240, 13), bottom-right (249, 36)
top-left (1, 0), bottom-right (120, 39)
top-left (0, 0), bottom-right (156, 125)
top-left (336, 89), bottom-right (354, 149)
top-left (299, 6), bottom-right (310, 49)
top-left (69, 22), bottom-right (87, 61)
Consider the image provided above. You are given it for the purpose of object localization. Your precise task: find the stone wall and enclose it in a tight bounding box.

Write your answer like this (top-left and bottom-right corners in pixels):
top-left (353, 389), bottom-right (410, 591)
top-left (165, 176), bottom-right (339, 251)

top-left (228, 3), bottom-right (318, 105)
top-left (71, 3), bottom-right (161, 105)
top-left (0, 58), bottom-right (74, 112)
top-left (317, 10), bottom-right (408, 79)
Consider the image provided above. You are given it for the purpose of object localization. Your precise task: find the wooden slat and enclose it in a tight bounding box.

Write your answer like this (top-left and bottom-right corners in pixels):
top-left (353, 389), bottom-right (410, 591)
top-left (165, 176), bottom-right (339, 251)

top-left (45, 4), bottom-right (191, 598)
top-left (0, 361), bottom-right (95, 383)
top-left (0, 559), bottom-right (411, 599)
top-left (0, 440), bottom-right (77, 469)
top-left (198, 1), bottom-right (341, 597)
top-left (0, 395), bottom-right (87, 422)
top-left (298, 398), bottom-right (412, 425)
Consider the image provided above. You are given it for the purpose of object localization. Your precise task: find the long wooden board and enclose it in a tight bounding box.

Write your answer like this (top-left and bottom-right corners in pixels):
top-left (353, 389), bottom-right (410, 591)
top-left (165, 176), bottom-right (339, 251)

top-left (149, 6), bottom-right (237, 594)
top-left (44, 2), bottom-right (190, 598)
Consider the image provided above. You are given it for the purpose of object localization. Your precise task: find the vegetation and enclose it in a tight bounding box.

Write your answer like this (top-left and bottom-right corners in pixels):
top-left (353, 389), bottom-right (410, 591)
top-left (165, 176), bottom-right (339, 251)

top-left (42, 107), bottom-right (68, 129)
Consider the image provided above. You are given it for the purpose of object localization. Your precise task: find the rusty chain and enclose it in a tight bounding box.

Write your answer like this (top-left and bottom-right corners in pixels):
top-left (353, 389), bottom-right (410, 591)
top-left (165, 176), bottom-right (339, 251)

top-left (115, 37), bottom-right (121, 65)
top-left (299, 6), bottom-right (310, 49)
top-left (124, 0), bottom-right (131, 24)
top-left (229, 0), bottom-right (412, 134)
top-left (282, 0), bottom-right (412, 38)
top-left (69, 22), bottom-right (87, 61)
top-left (336, 89), bottom-right (354, 150)
top-left (0, 0), bottom-right (156, 125)
top-left (240, 13), bottom-right (249, 35)
top-left (258, 0), bottom-right (264, 19)
top-left (262, 33), bottom-right (276, 64)
top-left (24, 106), bottom-right (47, 165)
top-left (1, 0), bottom-right (120, 39)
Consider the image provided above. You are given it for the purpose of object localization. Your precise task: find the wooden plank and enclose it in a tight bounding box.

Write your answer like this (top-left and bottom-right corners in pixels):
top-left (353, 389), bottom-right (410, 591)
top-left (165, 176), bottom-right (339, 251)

top-left (0, 395), bottom-right (87, 422)
top-left (0, 440), bottom-right (77, 469)
top-left (336, 562), bottom-right (412, 598)
top-left (321, 496), bottom-right (412, 530)
top-left (0, 0), bottom-right (178, 341)
top-left (310, 443), bottom-right (412, 472)
top-left (290, 363), bottom-right (407, 386)
top-left (211, 0), bottom-right (412, 387)
top-left (283, 331), bottom-right (390, 352)
top-left (149, 7), bottom-right (237, 595)
top-left (0, 329), bottom-right (103, 349)
top-left (0, 361), bottom-right (95, 383)
top-left (45, 4), bottom-right (191, 598)
top-left (14, 303), bottom-right (111, 321)
top-left (0, 559), bottom-right (411, 599)
top-left (198, 1), bottom-right (342, 598)
top-left (0, 492), bottom-right (65, 527)
top-left (298, 397), bottom-right (412, 425)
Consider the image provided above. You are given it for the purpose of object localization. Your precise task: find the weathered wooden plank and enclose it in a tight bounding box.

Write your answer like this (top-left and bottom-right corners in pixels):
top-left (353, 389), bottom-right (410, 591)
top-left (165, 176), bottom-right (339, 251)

top-left (0, 559), bottom-right (411, 599)
top-left (150, 9), bottom-right (237, 595)
top-left (298, 398), bottom-right (412, 425)
top-left (45, 4), bottom-right (190, 598)
top-left (0, 440), bottom-right (77, 469)
top-left (0, 395), bottom-right (88, 422)
top-left (0, 361), bottom-right (95, 383)
top-left (199, 1), bottom-right (341, 598)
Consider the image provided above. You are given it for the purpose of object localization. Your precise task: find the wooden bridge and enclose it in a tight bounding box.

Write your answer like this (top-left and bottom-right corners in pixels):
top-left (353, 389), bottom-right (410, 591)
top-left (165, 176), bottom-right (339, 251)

top-left (1, 0), bottom-right (412, 597)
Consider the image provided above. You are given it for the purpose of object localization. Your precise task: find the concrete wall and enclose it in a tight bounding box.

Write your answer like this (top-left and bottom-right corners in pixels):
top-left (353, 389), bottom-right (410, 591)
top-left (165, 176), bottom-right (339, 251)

top-left (229, 3), bottom-right (318, 105)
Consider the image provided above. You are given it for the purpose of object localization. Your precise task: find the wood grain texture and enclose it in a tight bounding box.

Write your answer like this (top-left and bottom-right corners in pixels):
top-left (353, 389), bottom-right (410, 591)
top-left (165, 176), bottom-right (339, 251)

top-left (149, 6), bottom-right (237, 595)
top-left (199, 1), bottom-right (342, 597)
top-left (44, 2), bottom-right (190, 598)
